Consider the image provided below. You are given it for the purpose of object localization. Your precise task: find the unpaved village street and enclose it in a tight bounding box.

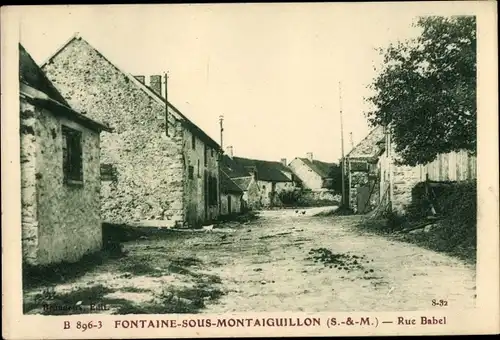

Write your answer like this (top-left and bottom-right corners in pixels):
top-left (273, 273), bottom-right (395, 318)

top-left (24, 208), bottom-right (476, 315)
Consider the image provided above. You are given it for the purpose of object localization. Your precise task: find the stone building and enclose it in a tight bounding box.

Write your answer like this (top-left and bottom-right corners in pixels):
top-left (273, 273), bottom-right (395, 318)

top-left (19, 44), bottom-right (112, 266)
top-left (220, 146), bottom-right (295, 208)
top-left (221, 149), bottom-right (261, 210)
top-left (345, 126), bottom-right (385, 214)
top-left (288, 153), bottom-right (337, 190)
top-left (42, 34), bottom-right (221, 228)
top-left (220, 170), bottom-right (244, 216)
top-left (348, 126), bottom-right (426, 215)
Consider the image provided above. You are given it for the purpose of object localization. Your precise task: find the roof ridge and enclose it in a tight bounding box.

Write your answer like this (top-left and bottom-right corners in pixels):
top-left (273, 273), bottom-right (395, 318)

top-left (41, 34), bottom-right (221, 150)
top-left (40, 32), bottom-right (81, 68)
top-left (346, 125), bottom-right (385, 158)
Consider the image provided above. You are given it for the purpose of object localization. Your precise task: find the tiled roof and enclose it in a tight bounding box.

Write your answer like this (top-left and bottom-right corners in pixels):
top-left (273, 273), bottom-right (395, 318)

top-left (346, 126), bottom-right (386, 160)
top-left (221, 155), bottom-right (252, 178)
top-left (19, 44), bottom-right (112, 133)
top-left (220, 170), bottom-right (244, 194)
top-left (221, 155), bottom-right (293, 182)
top-left (232, 156), bottom-right (292, 182)
top-left (19, 44), bottom-right (70, 107)
top-left (298, 158), bottom-right (337, 179)
top-left (231, 176), bottom-right (253, 191)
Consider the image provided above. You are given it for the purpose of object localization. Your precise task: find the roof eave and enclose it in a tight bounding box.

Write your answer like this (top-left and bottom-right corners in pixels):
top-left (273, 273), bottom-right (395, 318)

top-left (20, 87), bottom-right (113, 133)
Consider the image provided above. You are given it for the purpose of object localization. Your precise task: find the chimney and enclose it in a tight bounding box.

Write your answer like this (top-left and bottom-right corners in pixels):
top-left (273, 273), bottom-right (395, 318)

top-left (150, 75), bottom-right (162, 97)
top-left (281, 158), bottom-right (287, 166)
top-left (226, 145), bottom-right (233, 158)
top-left (307, 152), bottom-right (313, 162)
top-left (134, 75), bottom-right (145, 84)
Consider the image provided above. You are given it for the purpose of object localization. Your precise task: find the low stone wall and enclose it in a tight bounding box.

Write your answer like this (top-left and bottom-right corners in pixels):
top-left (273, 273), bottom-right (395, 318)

top-left (277, 189), bottom-right (340, 208)
top-left (302, 189), bottom-right (340, 203)
top-left (392, 165), bottom-right (422, 214)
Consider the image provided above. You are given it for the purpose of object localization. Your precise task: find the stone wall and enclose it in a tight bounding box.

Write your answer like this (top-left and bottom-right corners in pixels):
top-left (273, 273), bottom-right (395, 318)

top-left (288, 158), bottom-right (323, 189)
top-left (391, 164), bottom-right (422, 214)
top-left (257, 180), bottom-right (294, 207)
top-left (20, 101), bottom-right (39, 265)
top-left (221, 193), bottom-right (243, 215)
top-left (21, 101), bottom-right (103, 265)
top-left (245, 177), bottom-right (261, 210)
top-left (182, 129), bottom-right (219, 227)
top-left (42, 37), bottom-right (185, 225)
top-left (302, 189), bottom-right (340, 203)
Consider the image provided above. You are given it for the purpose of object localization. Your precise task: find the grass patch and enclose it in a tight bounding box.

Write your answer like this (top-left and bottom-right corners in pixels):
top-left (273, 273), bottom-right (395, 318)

top-left (120, 287), bottom-right (150, 293)
top-left (355, 181), bottom-right (477, 264)
top-left (170, 256), bottom-right (203, 267)
top-left (314, 205), bottom-right (353, 217)
top-left (23, 242), bottom-right (126, 289)
top-left (114, 283), bottom-right (225, 315)
top-left (24, 284), bottom-right (130, 315)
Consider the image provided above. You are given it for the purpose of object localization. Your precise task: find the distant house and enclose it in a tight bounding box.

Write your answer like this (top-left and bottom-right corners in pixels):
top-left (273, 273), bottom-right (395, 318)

top-left (221, 146), bottom-right (295, 208)
top-left (41, 34), bottom-right (221, 228)
top-left (220, 170), bottom-right (244, 216)
top-left (19, 44), bottom-right (112, 266)
top-left (345, 126), bottom-right (386, 214)
top-left (288, 153), bottom-right (338, 190)
top-left (221, 151), bottom-right (261, 210)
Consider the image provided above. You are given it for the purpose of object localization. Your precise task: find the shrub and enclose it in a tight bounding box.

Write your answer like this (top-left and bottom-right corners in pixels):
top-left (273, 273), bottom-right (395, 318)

top-left (278, 189), bottom-right (307, 207)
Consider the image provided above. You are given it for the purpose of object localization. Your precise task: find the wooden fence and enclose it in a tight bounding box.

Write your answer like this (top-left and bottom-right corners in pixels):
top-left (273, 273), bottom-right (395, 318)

top-left (419, 150), bottom-right (477, 182)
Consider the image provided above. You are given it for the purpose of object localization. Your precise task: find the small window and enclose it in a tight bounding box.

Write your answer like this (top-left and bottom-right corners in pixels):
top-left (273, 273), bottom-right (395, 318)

top-left (191, 134), bottom-right (196, 149)
top-left (62, 125), bottom-right (83, 184)
top-left (204, 145), bottom-right (208, 167)
top-left (211, 149), bottom-right (214, 157)
top-left (100, 163), bottom-right (117, 182)
top-left (188, 165), bottom-right (194, 180)
top-left (197, 160), bottom-right (200, 177)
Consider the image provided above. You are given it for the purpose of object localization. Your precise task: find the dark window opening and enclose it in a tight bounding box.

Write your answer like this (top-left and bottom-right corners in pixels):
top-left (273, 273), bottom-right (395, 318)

top-left (197, 160), bottom-right (200, 177)
top-left (62, 125), bottom-right (83, 184)
top-left (208, 175), bottom-right (218, 206)
top-left (204, 145), bottom-right (208, 167)
top-left (100, 163), bottom-right (117, 182)
top-left (191, 134), bottom-right (196, 149)
top-left (188, 165), bottom-right (194, 180)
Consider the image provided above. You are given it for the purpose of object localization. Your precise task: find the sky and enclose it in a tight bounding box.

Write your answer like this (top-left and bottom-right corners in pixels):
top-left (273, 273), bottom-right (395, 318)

top-left (17, 4), bottom-right (426, 164)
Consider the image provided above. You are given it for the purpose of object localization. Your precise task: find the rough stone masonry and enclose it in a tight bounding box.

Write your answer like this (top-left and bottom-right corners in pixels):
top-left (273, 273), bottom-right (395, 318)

top-left (42, 37), bottom-right (188, 226)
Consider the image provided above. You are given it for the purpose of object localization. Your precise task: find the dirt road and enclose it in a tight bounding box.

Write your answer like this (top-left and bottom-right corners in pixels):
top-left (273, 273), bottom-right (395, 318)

top-left (24, 208), bottom-right (476, 314)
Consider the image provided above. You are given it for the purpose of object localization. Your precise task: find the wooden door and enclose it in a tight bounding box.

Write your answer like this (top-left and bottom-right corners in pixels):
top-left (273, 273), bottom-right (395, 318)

top-left (357, 185), bottom-right (370, 214)
top-left (204, 170), bottom-right (209, 220)
top-left (228, 195), bottom-right (232, 215)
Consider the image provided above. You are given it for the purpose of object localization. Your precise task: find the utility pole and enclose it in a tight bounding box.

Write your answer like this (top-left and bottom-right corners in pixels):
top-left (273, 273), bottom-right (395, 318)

top-left (339, 82), bottom-right (346, 207)
top-left (218, 114), bottom-right (224, 216)
top-left (164, 72), bottom-right (169, 137)
top-left (219, 115), bottom-right (224, 149)
top-left (350, 132), bottom-right (354, 150)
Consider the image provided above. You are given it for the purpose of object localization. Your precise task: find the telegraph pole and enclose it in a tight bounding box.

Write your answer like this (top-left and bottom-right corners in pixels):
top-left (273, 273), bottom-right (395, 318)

top-left (164, 72), bottom-right (169, 136)
top-left (350, 132), bottom-right (354, 150)
top-left (219, 115), bottom-right (224, 149)
top-left (218, 115), bottom-right (224, 216)
top-left (339, 82), bottom-right (346, 207)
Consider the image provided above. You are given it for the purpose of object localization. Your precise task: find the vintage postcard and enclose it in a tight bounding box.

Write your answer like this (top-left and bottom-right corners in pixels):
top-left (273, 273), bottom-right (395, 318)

top-left (1, 2), bottom-right (498, 339)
